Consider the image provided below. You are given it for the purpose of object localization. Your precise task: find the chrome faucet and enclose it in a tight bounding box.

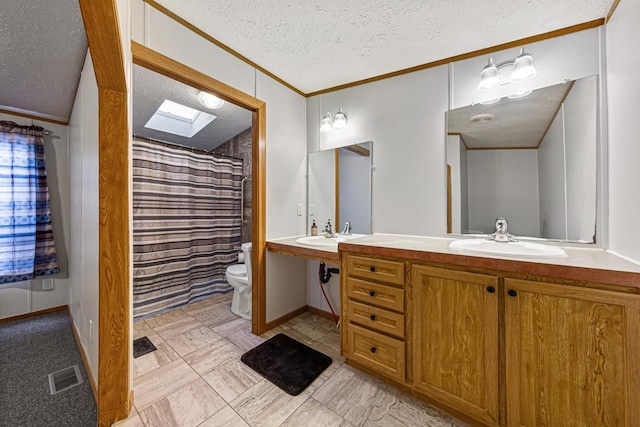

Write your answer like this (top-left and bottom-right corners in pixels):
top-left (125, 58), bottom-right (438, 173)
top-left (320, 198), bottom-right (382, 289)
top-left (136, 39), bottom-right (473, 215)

top-left (323, 220), bottom-right (337, 238)
top-left (487, 217), bottom-right (517, 242)
top-left (340, 221), bottom-right (352, 235)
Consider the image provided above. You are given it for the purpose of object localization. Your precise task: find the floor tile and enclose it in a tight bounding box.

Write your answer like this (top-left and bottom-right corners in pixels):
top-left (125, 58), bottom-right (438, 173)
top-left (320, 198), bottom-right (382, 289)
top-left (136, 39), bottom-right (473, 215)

top-left (133, 359), bottom-right (200, 410)
top-left (226, 328), bottom-right (266, 351)
top-left (134, 334), bottom-right (181, 378)
top-left (139, 379), bottom-right (226, 427)
top-left (146, 310), bottom-right (201, 337)
top-left (212, 317), bottom-right (251, 338)
top-left (202, 358), bottom-right (264, 403)
top-left (184, 339), bottom-right (245, 375)
top-left (230, 379), bottom-right (308, 426)
top-left (133, 320), bottom-right (155, 340)
top-left (198, 405), bottom-right (249, 427)
top-left (162, 325), bottom-right (223, 356)
top-left (113, 407), bottom-right (145, 427)
top-left (281, 397), bottom-right (353, 427)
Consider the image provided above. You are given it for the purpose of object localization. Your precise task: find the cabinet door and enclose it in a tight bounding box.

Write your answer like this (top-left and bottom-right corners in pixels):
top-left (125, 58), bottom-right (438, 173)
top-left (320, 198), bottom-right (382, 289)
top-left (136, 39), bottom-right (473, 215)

top-left (412, 266), bottom-right (499, 426)
top-left (504, 278), bottom-right (640, 427)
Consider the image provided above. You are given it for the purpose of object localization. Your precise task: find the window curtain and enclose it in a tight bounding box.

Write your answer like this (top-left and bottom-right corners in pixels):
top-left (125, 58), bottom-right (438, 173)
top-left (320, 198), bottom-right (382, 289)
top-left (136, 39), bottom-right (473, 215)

top-left (0, 121), bottom-right (59, 283)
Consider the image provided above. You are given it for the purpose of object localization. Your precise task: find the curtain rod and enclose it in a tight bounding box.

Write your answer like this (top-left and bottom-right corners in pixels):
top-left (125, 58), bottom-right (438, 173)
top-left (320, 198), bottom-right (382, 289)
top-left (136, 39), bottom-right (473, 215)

top-left (132, 134), bottom-right (243, 162)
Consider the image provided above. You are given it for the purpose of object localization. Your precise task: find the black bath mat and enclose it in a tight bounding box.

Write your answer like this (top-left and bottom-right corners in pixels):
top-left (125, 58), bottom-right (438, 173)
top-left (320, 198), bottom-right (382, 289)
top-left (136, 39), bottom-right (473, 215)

top-left (133, 336), bottom-right (157, 358)
top-left (241, 333), bottom-right (332, 395)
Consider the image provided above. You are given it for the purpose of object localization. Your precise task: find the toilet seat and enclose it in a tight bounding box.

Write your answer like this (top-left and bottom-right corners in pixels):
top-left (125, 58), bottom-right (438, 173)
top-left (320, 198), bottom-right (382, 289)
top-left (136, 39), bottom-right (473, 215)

top-left (227, 264), bottom-right (247, 277)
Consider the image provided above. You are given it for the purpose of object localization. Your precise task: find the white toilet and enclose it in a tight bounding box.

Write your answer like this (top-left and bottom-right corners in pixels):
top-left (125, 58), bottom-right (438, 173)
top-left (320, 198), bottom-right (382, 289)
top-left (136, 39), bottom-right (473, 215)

top-left (225, 242), bottom-right (252, 320)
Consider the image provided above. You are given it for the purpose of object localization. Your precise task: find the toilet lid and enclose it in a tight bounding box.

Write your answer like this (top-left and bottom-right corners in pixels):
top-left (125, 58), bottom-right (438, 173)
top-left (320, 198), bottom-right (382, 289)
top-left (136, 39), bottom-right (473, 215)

top-left (227, 264), bottom-right (247, 277)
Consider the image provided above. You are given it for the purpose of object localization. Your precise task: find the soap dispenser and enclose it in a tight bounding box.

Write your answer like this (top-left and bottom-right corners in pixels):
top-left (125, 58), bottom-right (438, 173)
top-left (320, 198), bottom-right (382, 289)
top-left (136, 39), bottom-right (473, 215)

top-left (311, 220), bottom-right (317, 236)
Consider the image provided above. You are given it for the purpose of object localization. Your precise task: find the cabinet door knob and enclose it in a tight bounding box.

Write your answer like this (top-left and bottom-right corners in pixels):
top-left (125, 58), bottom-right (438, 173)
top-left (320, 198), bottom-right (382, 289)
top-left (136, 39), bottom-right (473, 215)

top-left (369, 290), bottom-right (375, 297)
top-left (369, 266), bottom-right (376, 272)
top-left (370, 314), bottom-right (376, 321)
top-left (486, 286), bottom-right (496, 293)
top-left (508, 289), bottom-right (518, 297)
top-left (370, 347), bottom-right (376, 353)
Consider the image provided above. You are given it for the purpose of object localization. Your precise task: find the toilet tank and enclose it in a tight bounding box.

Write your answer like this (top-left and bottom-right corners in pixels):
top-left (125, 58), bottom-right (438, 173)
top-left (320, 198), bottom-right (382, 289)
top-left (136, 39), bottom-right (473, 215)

top-left (241, 242), bottom-right (252, 283)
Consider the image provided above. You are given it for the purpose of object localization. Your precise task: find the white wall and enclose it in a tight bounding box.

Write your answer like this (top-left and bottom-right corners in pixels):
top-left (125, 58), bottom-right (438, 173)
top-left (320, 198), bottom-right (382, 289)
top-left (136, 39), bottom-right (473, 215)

top-left (564, 76), bottom-right (597, 242)
top-left (0, 113), bottom-right (70, 319)
top-left (538, 108), bottom-right (567, 239)
top-left (308, 149), bottom-right (335, 233)
top-left (68, 50), bottom-right (100, 384)
top-left (132, 0), bottom-right (308, 322)
top-left (467, 149), bottom-right (540, 236)
top-left (606, 2), bottom-right (640, 262)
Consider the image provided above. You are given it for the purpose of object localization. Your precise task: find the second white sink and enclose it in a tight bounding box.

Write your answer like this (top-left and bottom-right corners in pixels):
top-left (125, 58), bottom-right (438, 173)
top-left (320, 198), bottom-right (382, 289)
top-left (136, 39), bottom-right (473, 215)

top-left (296, 236), bottom-right (346, 247)
top-left (449, 239), bottom-right (567, 259)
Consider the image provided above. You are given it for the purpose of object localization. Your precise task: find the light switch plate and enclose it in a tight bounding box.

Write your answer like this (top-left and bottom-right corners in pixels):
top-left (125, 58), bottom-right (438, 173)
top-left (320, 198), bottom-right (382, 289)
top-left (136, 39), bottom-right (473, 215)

top-left (42, 278), bottom-right (54, 291)
top-left (297, 203), bottom-right (303, 216)
top-left (309, 203), bottom-right (315, 216)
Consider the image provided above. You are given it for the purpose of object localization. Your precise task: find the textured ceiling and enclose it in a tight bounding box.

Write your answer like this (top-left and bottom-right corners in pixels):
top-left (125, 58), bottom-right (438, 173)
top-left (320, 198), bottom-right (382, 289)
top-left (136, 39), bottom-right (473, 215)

top-left (0, 0), bottom-right (87, 123)
top-left (133, 64), bottom-right (252, 151)
top-left (156, 0), bottom-right (611, 94)
top-left (447, 82), bottom-right (571, 149)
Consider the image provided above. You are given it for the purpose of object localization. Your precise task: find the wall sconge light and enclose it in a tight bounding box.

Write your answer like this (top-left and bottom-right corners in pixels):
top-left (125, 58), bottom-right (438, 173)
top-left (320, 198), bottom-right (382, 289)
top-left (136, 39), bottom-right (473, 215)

top-left (476, 48), bottom-right (538, 91)
top-left (319, 108), bottom-right (348, 133)
top-left (197, 91), bottom-right (225, 109)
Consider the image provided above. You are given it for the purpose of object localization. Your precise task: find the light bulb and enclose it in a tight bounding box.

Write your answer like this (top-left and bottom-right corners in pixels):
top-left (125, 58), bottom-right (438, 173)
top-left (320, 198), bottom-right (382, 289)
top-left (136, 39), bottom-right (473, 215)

top-left (332, 109), bottom-right (348, 130)
top-left (477, 58), bottom-right (500, 91)
top-left (320, 113), bottom-right (333, 133)
top-left (510, 48), bottom-right (538, 82)
top-left (197, 91), bottom-right (225, 109)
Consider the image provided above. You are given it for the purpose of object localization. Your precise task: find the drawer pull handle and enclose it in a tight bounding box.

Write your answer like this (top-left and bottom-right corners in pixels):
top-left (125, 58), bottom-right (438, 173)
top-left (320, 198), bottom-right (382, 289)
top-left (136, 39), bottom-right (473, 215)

top-left (370, 347), bottom-right (376, 353)
top-left (369, 290), bottom-right (375, 297)
top-left (370, 314), bottom-right (376, 321)
top-left (508, 289), bottom-right (518, 297)
top-left (369, 266), bottom-right (376, 272)
top-left (486, 286), bottom-right (496, 293)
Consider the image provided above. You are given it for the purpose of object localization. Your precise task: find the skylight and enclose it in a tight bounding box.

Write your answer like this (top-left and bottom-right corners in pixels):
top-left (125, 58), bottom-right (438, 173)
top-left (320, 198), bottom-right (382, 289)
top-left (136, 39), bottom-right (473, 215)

top-left (145, 100), bottom-right (216, 138)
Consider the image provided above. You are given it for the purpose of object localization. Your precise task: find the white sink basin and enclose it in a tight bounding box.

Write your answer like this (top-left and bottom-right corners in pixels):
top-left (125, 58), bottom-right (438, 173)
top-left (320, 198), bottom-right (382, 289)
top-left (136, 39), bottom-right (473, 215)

top-left (296, 236), bottom-right (346, 247)
top-left (449, 239), bottom-right (567, 259)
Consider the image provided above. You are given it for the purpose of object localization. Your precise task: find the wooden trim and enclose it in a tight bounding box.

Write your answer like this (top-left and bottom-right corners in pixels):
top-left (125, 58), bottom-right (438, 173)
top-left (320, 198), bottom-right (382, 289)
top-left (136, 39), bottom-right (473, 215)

top-left (535, 80), bottom-right (575, 148)
top-left (335, 149), bottom-right (340, 228)
top-left (0, 305), bottom-right (67, 324)
top-left (0, 108), bottom-right (68, 126)
top-left (142, 0), bottom-right (305, 97)
top-left (306, 305), bottom-right (340, 323)
top-left (306, 19), bottom-right (604, 97)
top-left (67, 306), bottom-right (98, 402)
top-left (264, 306), bottom-right (307, 330)
top-left (266, 240), bottom-right (340, 263)
top-left (343, 145), bottom-right (371, 157)
top-left (78, 1), bottom-right (130, 425)
top-left (606, 0), bottom-right (622, 23)
top-left (466, 146), bottom-right (538, 151)
top-left (446, 165), bottom-right (452, 234)
top-left (131, 42), bottom-right (269, 338)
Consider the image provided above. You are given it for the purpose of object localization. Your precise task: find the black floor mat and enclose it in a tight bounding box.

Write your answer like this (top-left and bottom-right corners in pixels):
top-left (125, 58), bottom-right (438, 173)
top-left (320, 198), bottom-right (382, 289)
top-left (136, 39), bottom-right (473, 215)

top-left (241, 333), bottom-right (332, 395)
top-left (133, 336), bottom-right (157, 358)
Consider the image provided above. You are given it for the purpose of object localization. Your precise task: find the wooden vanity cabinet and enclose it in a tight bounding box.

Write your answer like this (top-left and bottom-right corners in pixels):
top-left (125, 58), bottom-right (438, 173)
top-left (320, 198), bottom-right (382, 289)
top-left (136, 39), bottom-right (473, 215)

top-left (412, 266), bottom-right (500, 426)
top-left (503, 278), bottom-right (640, 427)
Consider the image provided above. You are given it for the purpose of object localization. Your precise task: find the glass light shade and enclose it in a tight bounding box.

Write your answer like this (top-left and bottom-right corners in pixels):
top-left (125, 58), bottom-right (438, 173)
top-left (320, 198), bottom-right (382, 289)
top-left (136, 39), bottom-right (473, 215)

top-left (510, 48), bottom-right (538, 81)
top-left (332, 109), bottom-right (348, 129)
top-left (320, 113), bottom-right (333, 133)
top-left (197, 91), bottom-right (225, 109)
top-left (507, 90), bottom-right (533, 99)
top-left (477, 58), bottom-right (500, 91)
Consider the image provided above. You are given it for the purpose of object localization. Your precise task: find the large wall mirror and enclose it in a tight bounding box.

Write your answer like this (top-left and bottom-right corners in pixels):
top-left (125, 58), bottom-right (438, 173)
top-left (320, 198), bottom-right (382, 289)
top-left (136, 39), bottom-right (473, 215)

top-left (446, 75), bottom-right (597, 243)
top-left (307, 142), bottom-right (373, 235)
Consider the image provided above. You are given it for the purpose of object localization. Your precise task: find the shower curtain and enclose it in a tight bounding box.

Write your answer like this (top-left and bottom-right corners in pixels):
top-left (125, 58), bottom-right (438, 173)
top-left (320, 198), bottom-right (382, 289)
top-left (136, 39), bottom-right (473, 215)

top-left (132, 140), bottom-right (243, 319)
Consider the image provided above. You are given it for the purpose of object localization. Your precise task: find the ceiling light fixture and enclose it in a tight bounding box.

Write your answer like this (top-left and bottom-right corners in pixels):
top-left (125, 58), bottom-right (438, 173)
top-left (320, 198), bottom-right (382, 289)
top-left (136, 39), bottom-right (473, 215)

top-left (477, 47), bottom-right (538, 91)
top-left (197, 91), bottom-right (225, 109)
top-left (320, 108), bottom-right (348, 133)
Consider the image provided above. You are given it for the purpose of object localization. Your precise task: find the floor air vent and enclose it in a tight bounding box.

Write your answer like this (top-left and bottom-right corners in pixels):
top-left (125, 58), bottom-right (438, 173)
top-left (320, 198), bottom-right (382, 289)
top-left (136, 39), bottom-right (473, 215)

top-left (133, 336), bottom-right (157, 358)
top-left (48, 365), bottom-right (83, 395)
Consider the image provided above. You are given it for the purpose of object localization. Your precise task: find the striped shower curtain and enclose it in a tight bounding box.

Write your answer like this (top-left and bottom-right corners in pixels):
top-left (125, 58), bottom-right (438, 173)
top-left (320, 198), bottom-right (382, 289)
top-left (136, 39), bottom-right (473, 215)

top-left (132, 140), bottom-right (243, 319)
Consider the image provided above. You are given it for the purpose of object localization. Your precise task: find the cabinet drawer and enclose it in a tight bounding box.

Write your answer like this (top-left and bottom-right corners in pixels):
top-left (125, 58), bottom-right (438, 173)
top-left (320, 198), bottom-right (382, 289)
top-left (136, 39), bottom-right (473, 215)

top-left (347, 277), bottom-right (405, 312)
top-left (346, 255), bottom-right (404, 286)
top-left (346, 323), bottom-right (405, 382)
top-left (348, 300), bottom-right (405, 338)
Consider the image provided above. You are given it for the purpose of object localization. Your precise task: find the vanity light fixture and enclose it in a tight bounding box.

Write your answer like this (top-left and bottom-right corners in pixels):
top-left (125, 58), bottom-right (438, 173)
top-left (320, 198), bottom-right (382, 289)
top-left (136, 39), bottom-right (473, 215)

top-left (197, 91), bottom-right (225, 109)
top-left (319, 108), bottom-right (348, 133)
top-left (476, 47), bottom-right (538, 91)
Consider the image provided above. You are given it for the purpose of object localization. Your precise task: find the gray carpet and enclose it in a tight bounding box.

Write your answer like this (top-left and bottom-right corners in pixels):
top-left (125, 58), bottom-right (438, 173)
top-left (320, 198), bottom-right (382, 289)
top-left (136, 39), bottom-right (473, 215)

top-left (0, 311), bottom-right (97, 427)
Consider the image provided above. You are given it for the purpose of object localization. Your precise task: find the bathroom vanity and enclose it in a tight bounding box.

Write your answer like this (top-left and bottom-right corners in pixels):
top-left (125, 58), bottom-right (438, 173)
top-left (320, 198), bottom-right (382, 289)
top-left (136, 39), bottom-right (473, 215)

top-left (337, 235), bottom-right (640, 427)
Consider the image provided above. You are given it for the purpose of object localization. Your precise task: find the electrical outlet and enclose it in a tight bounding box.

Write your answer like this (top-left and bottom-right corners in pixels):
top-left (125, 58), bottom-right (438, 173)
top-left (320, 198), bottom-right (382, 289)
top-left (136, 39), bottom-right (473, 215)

top-left (42, 278), bottom-right (54, 291)
top-left (89, 319), bottom-right (93, 342)
top-left (309, 203), bottom-right (315, 216)
top-left (297, 203), bottom-right (303, 216)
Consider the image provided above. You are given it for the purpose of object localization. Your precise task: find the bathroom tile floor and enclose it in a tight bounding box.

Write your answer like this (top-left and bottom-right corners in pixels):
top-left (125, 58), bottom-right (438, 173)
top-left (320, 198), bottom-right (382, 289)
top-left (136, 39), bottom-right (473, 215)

top-left (116, 293), bottom-right (467, 427)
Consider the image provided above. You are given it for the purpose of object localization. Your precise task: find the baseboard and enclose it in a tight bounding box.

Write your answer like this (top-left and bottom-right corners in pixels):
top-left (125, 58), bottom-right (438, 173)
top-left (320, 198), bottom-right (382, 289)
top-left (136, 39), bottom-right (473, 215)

top-left (264, 306), bottom-right (307, 331)
top-left (305, 305), bottom-right (340, 323)
top-left (0, 305), bottom-right (67, 323)
top-left (67, 307), bottom-right (98, 403)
